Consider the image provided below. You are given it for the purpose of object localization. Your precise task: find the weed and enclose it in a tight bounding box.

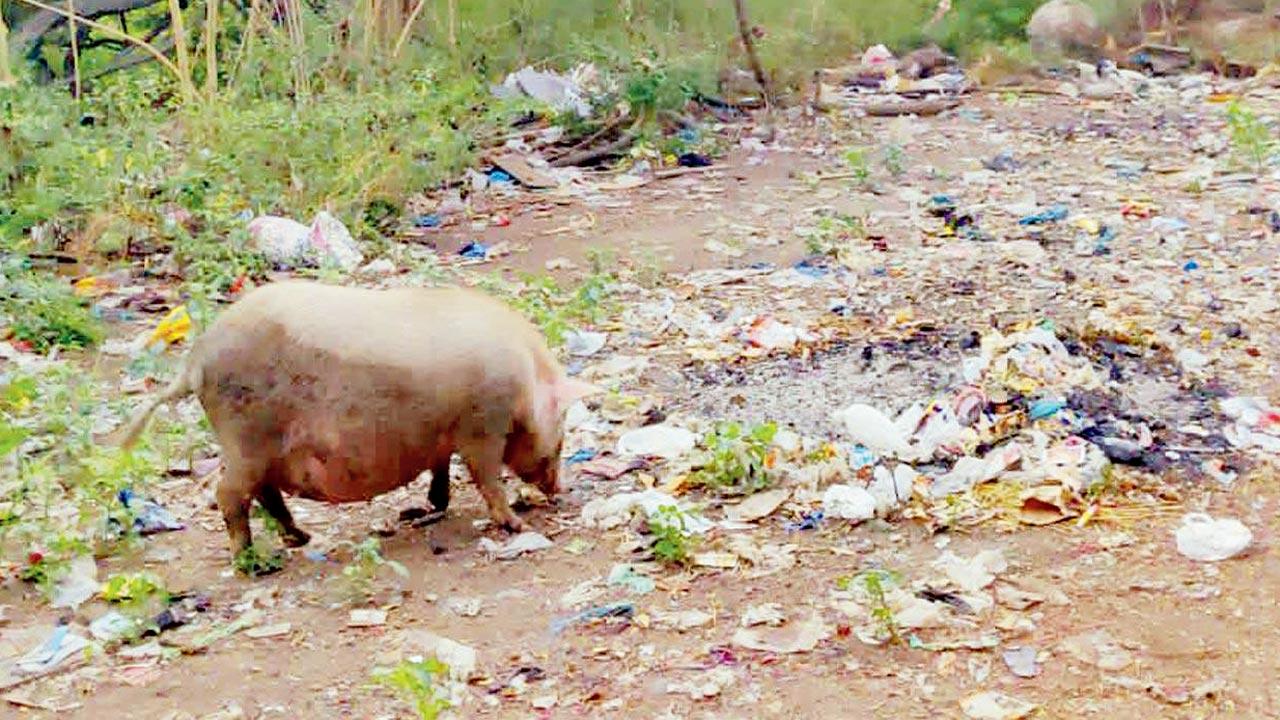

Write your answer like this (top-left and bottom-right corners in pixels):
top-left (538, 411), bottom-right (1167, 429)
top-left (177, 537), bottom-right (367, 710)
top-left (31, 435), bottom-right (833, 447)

top-left (647, 504), bottom-right (697, 567)
top-left (803, 212), bottom-right (866, 258)
top-left (504, 271), bottom-right (616, 347)
top-left (692, 421), bottom-right (778, 495)
top-left (340, 537), bottom-right (408, 602)
top-left (251, 506), bottom-right (286, 539)
top-left (232, 544), bottom-right (286, 577)
top-left (837, 568), bottom-right (903, 643)
top-left (882, 144), bottom-right (907, 179)
top-left (1, 268), bottom-right (103, 351)
top-left (927, 0), bottom-right (1043, 57)
top-left (101, 571), bottom-right (169, 607)
top-left (841, 147), bottom-right (872, 186)
top-left (1225, 101), bottom-right (1274, 174)
top-left (372, 657), bottom-right (452, 720)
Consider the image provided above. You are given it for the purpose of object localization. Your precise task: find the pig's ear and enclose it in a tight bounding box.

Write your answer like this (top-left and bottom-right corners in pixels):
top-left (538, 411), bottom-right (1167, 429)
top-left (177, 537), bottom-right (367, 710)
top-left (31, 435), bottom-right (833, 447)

top-left (554, 375), bottom-right (602, 411)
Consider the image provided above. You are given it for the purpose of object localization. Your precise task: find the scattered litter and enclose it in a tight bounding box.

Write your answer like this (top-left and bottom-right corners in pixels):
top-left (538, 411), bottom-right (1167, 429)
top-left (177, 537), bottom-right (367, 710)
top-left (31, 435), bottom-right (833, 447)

top-left (459, 241), bottom-right (490, 260)
top-left (550, 602), bottom-right (635, 635)
top-left (688, 551), bottom-right (734, 569)
top-left (478, 531), bottom-right (554, 560)
top-left (494, 66), bottom-right (593, 118)
top-left (822, 484), bottom-right (876, 521)
top-left (724, 489), bottom-right (790, 523)
top-left (784, 510), bottom-right (824, 532)
top-left (933, 549), bottom-right (1007, 593)
top-left (580, 490), bottom-right (710, 533)
top-left (607, 564), bottom-right (656, 595)
top-left (731, 613), bottom-right (832, 654)
top-left (115, 489), bottom-right (185, 535)
top-left (740, 603), bottom-right (786, 627)
top-left (1001, 646), bottom-right (1040, 678)
top-left (831, 403), bottom-right (911, 456)
top-left (1059, 630), bottom-right (1133, 671)
top-left (147, 305), bottom-right (192, 348)
top-left (14, 625), bottom-right (94, 677)
top-left (565, 330), bottom-right (608, 357)
top-left (245, 622), bottom-right (293, 639)
top-left (89, 611), bottom-right (135, 642)
top-left (398, 629), bottom-right (478, 681)
top-left (616, 425), bottom-right (697, 459)
top-left (1174, 514), bottom-right (1252, 562)
top-left (347, 609), bottom-right (387, 628)
top-left (653, 609), bottom-right (713, 632)
top-left (665, 666), bottom-right (736, 700)
top-left (960, 691), bottom-right (1038, 720)
top-left (248, 212), bottom-right (362, 271)
top-left (50, 556), bottom-right (98, 610)
top-left (1018, 204), bottom-right (1068, 225)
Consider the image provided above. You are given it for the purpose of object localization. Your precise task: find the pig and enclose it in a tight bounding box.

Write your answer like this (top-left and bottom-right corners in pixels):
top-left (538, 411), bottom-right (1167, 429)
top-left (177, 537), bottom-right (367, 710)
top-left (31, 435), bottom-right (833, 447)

top-left (110, 280), bottom-right (599, 558)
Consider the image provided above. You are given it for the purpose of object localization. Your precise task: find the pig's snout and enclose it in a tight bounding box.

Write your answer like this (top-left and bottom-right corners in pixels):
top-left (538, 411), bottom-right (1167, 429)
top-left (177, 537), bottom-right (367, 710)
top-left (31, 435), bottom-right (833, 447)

top-left (528, 455), bottom-right (561, 499)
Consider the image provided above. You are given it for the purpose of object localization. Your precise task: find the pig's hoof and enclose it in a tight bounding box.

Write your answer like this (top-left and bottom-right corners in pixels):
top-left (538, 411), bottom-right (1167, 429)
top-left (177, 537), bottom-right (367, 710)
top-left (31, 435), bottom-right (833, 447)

top-left (498, 515), bottom-right (527, 533)
top-left (283, 529), bottom-right (311, 548)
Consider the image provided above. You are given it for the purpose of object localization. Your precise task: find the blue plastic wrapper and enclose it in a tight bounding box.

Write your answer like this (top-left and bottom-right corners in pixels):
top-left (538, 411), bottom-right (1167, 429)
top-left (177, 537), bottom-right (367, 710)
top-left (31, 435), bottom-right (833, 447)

top-left (848, 444), bottom-right (878, 470)
top-left (794, 258), bottom-right (830, 278)
top-left (550, 601), bottom-right (635, 634)
top-left (565, 448), bottom-right (596, 465)
top-left (784, 510), bottom-right (824, 532)
top-left (1018, 204), bottom-right (1069, 225)
top-left (459, 241), bottom-right (489, 259)
top-left (118, 488), bottom-right (185, 535)
top-left (1029, 398), bottom-right (1066, 421)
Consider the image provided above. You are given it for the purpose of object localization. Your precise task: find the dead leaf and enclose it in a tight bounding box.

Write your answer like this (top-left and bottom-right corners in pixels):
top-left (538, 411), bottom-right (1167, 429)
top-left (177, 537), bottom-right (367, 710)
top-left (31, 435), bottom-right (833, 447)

top-left (731, 614), bottom-right (832, 654)
top-left (724, 489), bottom-right (790, 523)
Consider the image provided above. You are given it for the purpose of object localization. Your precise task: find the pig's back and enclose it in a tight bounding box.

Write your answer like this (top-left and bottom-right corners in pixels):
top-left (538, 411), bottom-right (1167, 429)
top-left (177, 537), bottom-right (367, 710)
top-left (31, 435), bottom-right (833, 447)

top-left (204, 281), bottom-right (538, 377)
top-left (194, 281), bottom-right (546, 427)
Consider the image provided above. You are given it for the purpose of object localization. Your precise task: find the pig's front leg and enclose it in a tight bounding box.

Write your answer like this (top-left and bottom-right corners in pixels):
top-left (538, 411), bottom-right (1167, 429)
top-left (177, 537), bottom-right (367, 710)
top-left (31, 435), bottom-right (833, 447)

top-left (462, 440), bottom-right (525, 533)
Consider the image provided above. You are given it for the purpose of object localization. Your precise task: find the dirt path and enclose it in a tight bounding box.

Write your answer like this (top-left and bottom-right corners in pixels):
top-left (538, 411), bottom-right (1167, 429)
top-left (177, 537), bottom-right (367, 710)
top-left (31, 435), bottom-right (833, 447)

top-left (6, 85), bottom-right (1280, 719)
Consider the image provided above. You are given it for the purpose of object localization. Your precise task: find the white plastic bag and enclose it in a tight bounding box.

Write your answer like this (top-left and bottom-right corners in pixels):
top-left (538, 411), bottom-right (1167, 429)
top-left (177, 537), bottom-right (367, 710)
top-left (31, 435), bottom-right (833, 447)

top-left (1175, 513), bottom-right (1252, 562)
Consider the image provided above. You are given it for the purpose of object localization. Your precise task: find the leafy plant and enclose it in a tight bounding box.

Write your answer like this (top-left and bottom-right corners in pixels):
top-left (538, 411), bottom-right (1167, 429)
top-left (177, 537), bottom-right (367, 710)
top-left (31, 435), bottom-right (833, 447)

top-left (101, 571), bottom-right (169, 607)
top-left (692, 421), bottom-right (778, 495)
top-left (648, 504), bottom-right (697, 567)
top-left (882, 143), bottom-right (907, 179)
top-left (372, 657), bottom-right (452, 720)
top-left (838, 568), bottom-right (903, 644)
top-left (504, 271), bottom-right (615, 347)
top-left (340, 537), bottom-right (408, 601)
top-left (803, 212), bottom-right (866, 257)
top-left (841, 147), bottom-right (872, 186)
top-left (233, 544), bottom-right (286, 576)
top-left (251, 505), bottom-right (286, 539)
top-left (1, 271), bottom-right (103, 351)
top-left (1226, 101), bottom-right (1274, 174)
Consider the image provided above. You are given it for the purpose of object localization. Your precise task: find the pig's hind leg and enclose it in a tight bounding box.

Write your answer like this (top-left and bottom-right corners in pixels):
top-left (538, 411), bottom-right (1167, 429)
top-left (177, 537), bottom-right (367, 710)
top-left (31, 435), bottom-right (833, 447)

top-left (216, 457), bottom-right (261, 557)
top-left (427, 458), bottom-right (452, 512)
top-left (461, 439), bottom-right (525, 533)
top-left (256, 483), bottom-right (311, 547)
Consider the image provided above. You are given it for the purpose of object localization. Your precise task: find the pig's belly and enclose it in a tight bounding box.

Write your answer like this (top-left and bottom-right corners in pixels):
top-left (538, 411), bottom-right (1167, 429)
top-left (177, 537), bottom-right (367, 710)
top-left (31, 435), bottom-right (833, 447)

top-left (274, 419), bottom-right (453, 504)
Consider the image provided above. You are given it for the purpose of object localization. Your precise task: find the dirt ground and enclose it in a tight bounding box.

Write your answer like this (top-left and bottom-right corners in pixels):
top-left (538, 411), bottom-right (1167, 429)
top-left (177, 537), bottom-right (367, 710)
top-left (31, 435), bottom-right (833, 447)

top-left (5, 84), bottom-right (1280, 719)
